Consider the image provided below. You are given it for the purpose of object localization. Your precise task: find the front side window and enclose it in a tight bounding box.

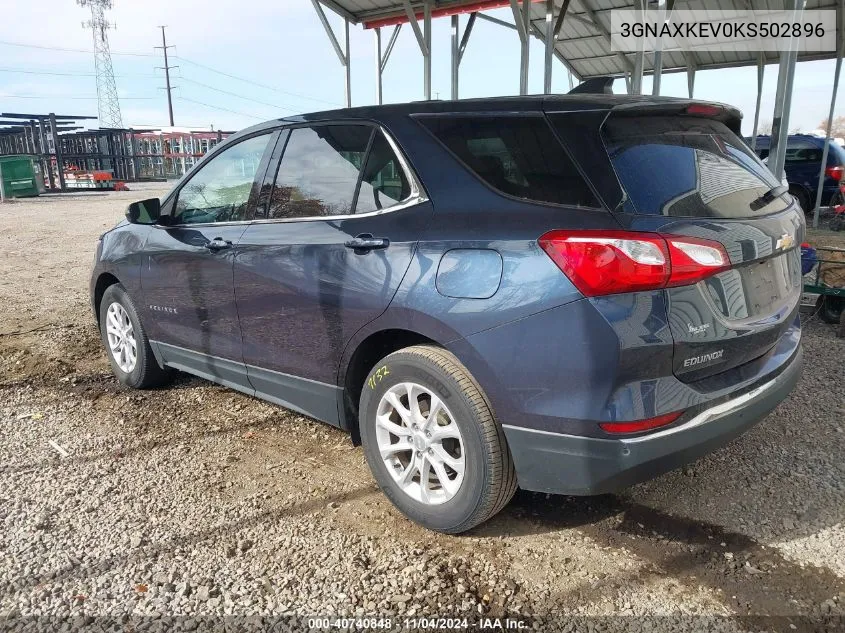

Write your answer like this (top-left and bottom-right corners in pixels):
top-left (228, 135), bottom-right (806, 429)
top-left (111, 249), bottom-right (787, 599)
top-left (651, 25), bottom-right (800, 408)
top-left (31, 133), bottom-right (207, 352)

top-left (173, 133), bottom-right (271, 224)
top-left (265, 125), bottom-right (372, 219)
top-left (418, 115), bottom-right (598, 207)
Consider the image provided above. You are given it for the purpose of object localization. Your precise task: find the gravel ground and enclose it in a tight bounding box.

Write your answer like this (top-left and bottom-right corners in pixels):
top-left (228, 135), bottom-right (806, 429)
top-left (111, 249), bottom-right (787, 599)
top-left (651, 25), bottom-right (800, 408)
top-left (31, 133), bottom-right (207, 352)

top-left (1, 189), bottom-right (844, 632)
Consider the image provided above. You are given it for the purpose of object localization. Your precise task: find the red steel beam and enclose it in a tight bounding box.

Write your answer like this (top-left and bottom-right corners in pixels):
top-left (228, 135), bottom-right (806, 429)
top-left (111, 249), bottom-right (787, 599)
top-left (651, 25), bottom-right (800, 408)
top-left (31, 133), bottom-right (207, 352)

top-left (363, 0), bottom-right (543, 29)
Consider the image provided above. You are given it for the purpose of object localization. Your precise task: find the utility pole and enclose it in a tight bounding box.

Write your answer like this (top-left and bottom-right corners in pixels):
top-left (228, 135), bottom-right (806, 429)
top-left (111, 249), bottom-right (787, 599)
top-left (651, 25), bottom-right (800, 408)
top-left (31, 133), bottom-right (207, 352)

top-left (155, 26), bottom-right (177, 127)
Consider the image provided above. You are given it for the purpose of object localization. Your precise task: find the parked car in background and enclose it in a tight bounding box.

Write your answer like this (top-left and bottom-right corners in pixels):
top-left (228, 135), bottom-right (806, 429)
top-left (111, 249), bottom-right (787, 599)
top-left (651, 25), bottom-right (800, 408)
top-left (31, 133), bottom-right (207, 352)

top-left (747, 134), bottom-right (845, 213)
top-left (91, 95), bottom-right (804, 533)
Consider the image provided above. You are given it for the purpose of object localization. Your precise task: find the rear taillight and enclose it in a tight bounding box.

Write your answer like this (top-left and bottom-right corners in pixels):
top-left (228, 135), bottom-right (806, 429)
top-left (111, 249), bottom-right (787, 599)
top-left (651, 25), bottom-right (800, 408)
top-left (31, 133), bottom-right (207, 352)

top-left (539, 230), bottom-right (730, 297)
top-left (825, 165), bottom-right (844, 181)
top-left (600, 411), bottom-right (684, 434)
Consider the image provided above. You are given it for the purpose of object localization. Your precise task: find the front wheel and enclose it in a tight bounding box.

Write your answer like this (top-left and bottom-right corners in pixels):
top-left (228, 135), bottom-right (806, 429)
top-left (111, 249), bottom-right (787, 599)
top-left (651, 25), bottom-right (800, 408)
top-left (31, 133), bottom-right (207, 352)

top-left (360, 345), bottom-right (517, 533)
top-left (99, 284), bottom-right (171, 389)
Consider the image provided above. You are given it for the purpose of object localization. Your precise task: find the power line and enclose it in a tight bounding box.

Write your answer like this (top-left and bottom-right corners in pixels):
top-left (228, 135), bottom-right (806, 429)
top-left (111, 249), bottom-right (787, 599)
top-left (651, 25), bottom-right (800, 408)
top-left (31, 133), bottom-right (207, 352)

top-left (1, 94), bottom-right (155, 100)
top-left (175, 96), bottom-right (265, 120)
top-left (0, 38), bottom-right (157, 57)
top-left (178, 77), bottom-right (299, 113)
top-left (0, 66), bottom-right (160, 79)
top-left (0, 39), bottom-right (340, 109)
top-left (174, 56), bottom-right (342, 107)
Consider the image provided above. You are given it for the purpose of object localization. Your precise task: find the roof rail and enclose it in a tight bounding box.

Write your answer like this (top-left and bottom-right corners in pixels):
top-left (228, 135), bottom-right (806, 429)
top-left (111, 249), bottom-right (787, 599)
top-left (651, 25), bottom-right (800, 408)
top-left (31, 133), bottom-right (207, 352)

top-left (567, 76), bottom-right (614, 95)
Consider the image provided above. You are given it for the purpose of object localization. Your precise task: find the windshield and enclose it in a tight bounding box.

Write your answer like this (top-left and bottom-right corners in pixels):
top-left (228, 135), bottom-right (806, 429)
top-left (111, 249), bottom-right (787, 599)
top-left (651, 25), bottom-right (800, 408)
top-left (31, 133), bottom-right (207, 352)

top-left (602, 116), bottom-right (789, 218)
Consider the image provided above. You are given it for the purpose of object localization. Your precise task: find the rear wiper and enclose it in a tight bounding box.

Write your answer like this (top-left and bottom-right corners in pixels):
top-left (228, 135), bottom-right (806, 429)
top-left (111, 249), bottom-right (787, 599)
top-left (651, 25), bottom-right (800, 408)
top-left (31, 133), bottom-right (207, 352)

top-left (749, 184), bottom-right (788, 211)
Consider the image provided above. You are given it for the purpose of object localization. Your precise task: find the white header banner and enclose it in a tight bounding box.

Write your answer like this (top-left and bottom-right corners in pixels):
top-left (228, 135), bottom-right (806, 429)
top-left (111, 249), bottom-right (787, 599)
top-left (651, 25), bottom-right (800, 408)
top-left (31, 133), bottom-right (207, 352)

top-left (610, 9), bottom-right (837, 54)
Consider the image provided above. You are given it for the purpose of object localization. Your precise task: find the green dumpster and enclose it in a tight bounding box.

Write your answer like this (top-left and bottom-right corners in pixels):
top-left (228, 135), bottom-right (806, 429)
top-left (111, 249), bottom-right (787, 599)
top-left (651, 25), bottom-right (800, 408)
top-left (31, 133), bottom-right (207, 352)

top-left (0, 155), bottom-right (40, 198)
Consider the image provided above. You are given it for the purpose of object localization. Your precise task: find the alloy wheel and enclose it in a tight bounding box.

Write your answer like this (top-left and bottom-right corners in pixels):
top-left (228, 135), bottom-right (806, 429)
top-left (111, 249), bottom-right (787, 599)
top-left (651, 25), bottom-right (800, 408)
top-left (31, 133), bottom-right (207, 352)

top-left (375, 382), bottom-right (466, 505)
top-left (105, 302), bottom-right (137, 373)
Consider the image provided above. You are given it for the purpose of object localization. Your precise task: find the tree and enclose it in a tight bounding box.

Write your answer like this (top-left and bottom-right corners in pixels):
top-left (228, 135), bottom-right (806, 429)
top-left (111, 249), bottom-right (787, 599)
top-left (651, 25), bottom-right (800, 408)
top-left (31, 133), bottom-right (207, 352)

top-left (818, 115), bottom-right (845, 138)
top-left (757, 120), bottom-right (773, 135)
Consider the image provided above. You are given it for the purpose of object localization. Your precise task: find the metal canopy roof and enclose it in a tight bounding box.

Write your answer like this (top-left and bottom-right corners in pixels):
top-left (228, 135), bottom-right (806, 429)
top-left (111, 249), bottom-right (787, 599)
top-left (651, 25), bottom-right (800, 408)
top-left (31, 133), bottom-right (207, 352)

top-left (322, 0), bottom-right (843, 79)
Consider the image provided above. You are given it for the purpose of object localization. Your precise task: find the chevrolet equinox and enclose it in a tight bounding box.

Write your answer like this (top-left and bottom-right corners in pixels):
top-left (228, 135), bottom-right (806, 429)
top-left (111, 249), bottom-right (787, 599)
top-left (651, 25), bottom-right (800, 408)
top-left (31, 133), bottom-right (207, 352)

top-left (91, 95), bottom-right (804, 533)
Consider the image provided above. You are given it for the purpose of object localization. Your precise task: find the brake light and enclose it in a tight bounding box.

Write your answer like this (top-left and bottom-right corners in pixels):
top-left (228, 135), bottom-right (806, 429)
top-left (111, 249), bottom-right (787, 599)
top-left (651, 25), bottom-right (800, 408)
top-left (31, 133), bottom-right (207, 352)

top-left (825, 165), bottom-right (844, 181)
top-left (600, 411), bottom-right (684, 434)
top-left (686, 104), bottom-right (722, 117)
top-left (539, 230), bottom-right (730, 297)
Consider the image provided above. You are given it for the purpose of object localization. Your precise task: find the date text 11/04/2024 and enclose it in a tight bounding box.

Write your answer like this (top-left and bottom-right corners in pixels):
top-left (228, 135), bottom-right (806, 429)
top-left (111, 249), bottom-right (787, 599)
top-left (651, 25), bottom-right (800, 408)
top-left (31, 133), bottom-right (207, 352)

top-left (306, 617), bottom-right (532, 630)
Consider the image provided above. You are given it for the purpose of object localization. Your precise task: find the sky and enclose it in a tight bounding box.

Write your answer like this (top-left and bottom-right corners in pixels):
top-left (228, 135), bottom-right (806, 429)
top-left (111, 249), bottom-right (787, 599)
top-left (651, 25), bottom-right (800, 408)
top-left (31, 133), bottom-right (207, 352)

top-left (0, 0), bottom-right (842, 136)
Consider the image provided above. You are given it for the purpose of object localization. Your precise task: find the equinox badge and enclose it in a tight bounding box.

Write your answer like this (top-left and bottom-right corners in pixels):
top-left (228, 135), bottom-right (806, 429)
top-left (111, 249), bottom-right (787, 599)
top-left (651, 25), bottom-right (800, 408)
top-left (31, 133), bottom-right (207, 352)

top-left (683, 349), bottom-right (724, 368)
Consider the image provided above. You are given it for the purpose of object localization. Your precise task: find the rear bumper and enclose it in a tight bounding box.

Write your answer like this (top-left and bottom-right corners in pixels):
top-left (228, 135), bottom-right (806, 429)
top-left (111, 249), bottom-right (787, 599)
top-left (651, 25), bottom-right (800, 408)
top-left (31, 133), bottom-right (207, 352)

top-left (503, 344), bottom-right (802, 496)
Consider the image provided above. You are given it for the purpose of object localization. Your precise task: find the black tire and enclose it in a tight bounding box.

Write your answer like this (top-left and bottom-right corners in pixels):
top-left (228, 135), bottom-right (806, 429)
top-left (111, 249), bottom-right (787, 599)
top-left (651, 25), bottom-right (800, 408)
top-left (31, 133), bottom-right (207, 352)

top-left (790, 186), bottom-right (810, 215)
top-left (359, 345), bottom-right (517, 533)
top-left (816, 295), bottom-right (845, 325)
top-left (838, 309), bottom-right (845, 339)
top-left (99, 284), bottom-right (171, 389)
top-left (831, 216), bottom-right (844, 232)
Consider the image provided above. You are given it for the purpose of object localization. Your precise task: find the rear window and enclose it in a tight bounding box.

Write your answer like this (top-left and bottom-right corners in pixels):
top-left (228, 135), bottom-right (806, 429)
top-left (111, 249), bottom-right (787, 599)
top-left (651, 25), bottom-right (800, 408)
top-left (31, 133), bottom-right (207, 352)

top-left (418, 115), bottom-right (599, 208)
top-left (602, 116), bottom-right (788, 218)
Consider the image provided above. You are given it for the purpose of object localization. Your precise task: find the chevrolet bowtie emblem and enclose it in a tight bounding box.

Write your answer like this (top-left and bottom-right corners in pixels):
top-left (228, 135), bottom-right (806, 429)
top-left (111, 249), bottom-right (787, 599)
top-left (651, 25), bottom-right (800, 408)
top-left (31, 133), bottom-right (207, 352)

top-left (776, 233), bottom-right (794, 250)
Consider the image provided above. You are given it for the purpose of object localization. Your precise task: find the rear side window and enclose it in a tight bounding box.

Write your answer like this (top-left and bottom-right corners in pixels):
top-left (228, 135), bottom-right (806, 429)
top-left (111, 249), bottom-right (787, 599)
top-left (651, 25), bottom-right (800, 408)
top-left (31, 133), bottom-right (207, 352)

top-left (784, 138), bottom-right (823, 163)
top-left (262, 125), bottom-right (413, 219)
top-left (355, 132), bottom-right (412, 214)
top-left (265, 124), bottom-right (371, 219)
top-left (601, 116), bottom-right (788, 218)
top-left (418, 115), bottom-right (598, 207)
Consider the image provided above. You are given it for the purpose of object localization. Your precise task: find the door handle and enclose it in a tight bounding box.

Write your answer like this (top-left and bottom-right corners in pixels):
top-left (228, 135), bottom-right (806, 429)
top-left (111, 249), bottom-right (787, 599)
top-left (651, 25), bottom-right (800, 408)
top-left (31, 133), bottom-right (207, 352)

top-left (205, 237), bottom-right (232, 251)
top-left (344, 234), bottom-right (389, 253)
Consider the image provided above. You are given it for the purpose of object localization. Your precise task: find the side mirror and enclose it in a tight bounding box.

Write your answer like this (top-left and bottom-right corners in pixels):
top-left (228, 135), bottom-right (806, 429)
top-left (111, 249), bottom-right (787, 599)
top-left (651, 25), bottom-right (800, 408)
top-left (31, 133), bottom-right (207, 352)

top-left (126, 198), bottom-right (161, 225)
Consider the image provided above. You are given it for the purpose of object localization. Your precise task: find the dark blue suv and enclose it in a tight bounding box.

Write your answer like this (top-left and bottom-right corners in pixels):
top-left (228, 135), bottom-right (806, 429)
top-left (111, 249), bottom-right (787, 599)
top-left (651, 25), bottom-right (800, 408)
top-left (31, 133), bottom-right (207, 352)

top-left (91, 96), bottom-right (803, 533)
top-left (748, 134), bottom-right (845, 212)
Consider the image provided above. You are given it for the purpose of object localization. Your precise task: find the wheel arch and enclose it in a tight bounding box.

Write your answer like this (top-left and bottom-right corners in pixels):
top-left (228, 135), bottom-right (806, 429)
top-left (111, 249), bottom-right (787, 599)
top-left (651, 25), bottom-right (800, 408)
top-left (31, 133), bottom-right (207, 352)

top-left (93, 272), bottom-right (122, 325)
top-left (340, 328), bottom-right (442, 444)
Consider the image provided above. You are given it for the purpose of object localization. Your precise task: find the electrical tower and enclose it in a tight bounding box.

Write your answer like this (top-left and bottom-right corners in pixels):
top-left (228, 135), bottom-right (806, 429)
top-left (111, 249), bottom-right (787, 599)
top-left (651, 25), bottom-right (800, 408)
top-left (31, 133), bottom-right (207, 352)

top-left (78, 0), bottom-right (123, 128)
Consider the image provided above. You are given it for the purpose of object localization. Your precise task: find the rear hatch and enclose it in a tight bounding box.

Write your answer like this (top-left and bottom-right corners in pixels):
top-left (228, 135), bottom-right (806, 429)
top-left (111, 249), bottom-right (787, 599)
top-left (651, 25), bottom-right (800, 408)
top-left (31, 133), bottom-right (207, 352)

top-left (550, 105), bottom-right (804, 382)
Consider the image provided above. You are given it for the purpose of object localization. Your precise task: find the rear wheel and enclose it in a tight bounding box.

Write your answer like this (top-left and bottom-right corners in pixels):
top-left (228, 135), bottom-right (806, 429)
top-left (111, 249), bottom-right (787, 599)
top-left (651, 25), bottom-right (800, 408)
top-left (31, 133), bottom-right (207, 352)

top-left (360, 345), bottom-right (517, 533)
top-left (790, 186), bottom-right (811, 215)
top-left (99, 284), bottom-right (171, 389)
top-left (816, 295), bottom-right (845, 325)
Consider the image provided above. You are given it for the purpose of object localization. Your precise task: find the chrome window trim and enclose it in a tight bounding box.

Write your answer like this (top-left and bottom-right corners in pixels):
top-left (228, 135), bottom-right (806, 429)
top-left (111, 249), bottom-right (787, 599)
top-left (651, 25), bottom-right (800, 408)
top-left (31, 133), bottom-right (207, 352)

top-left (158, 124), bottom-right (427, 229)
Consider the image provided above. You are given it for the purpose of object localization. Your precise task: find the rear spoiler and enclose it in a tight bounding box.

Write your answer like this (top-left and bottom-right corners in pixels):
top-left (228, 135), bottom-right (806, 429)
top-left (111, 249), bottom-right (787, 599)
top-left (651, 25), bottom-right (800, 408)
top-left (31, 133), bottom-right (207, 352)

top-left (607, 101), bottom-right (743, 136)
top-left (563, 77), bottom-right (742, 135)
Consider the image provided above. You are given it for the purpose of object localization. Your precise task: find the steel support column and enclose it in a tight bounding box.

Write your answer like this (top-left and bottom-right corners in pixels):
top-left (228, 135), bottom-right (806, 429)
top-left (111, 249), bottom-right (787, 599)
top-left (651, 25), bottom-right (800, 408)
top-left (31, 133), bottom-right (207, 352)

top-left (544, 0), bottom-right (554, 93)
top-left (652, 0), bottom-right (666, 95)
top-left (311, 0), bottom-right (351, 107)
top-left (375, 27), bottom-right (383, 104)
top-left (751, 54), bottom-right (766, 152)
top-left (49, 113), bottom-right (65, 190)
top-left (630, 0), bottom-right (645, 94)
top-left (424, 2), bottom-right (432, 100)
top-left (404, 0), bottom-right (432, 100)
top-left (375, 24), bottom-right (401, 105)
top-left (451, 13), bottom-right (477, 100)
top-left (812, 0), bottom-right (844, 227)
top-left (510, 0), bottom-right (530, 94)
top-left (769, 0), bottom-right (804, 181)
top-left (452, 16), bottom-right (459, 99)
